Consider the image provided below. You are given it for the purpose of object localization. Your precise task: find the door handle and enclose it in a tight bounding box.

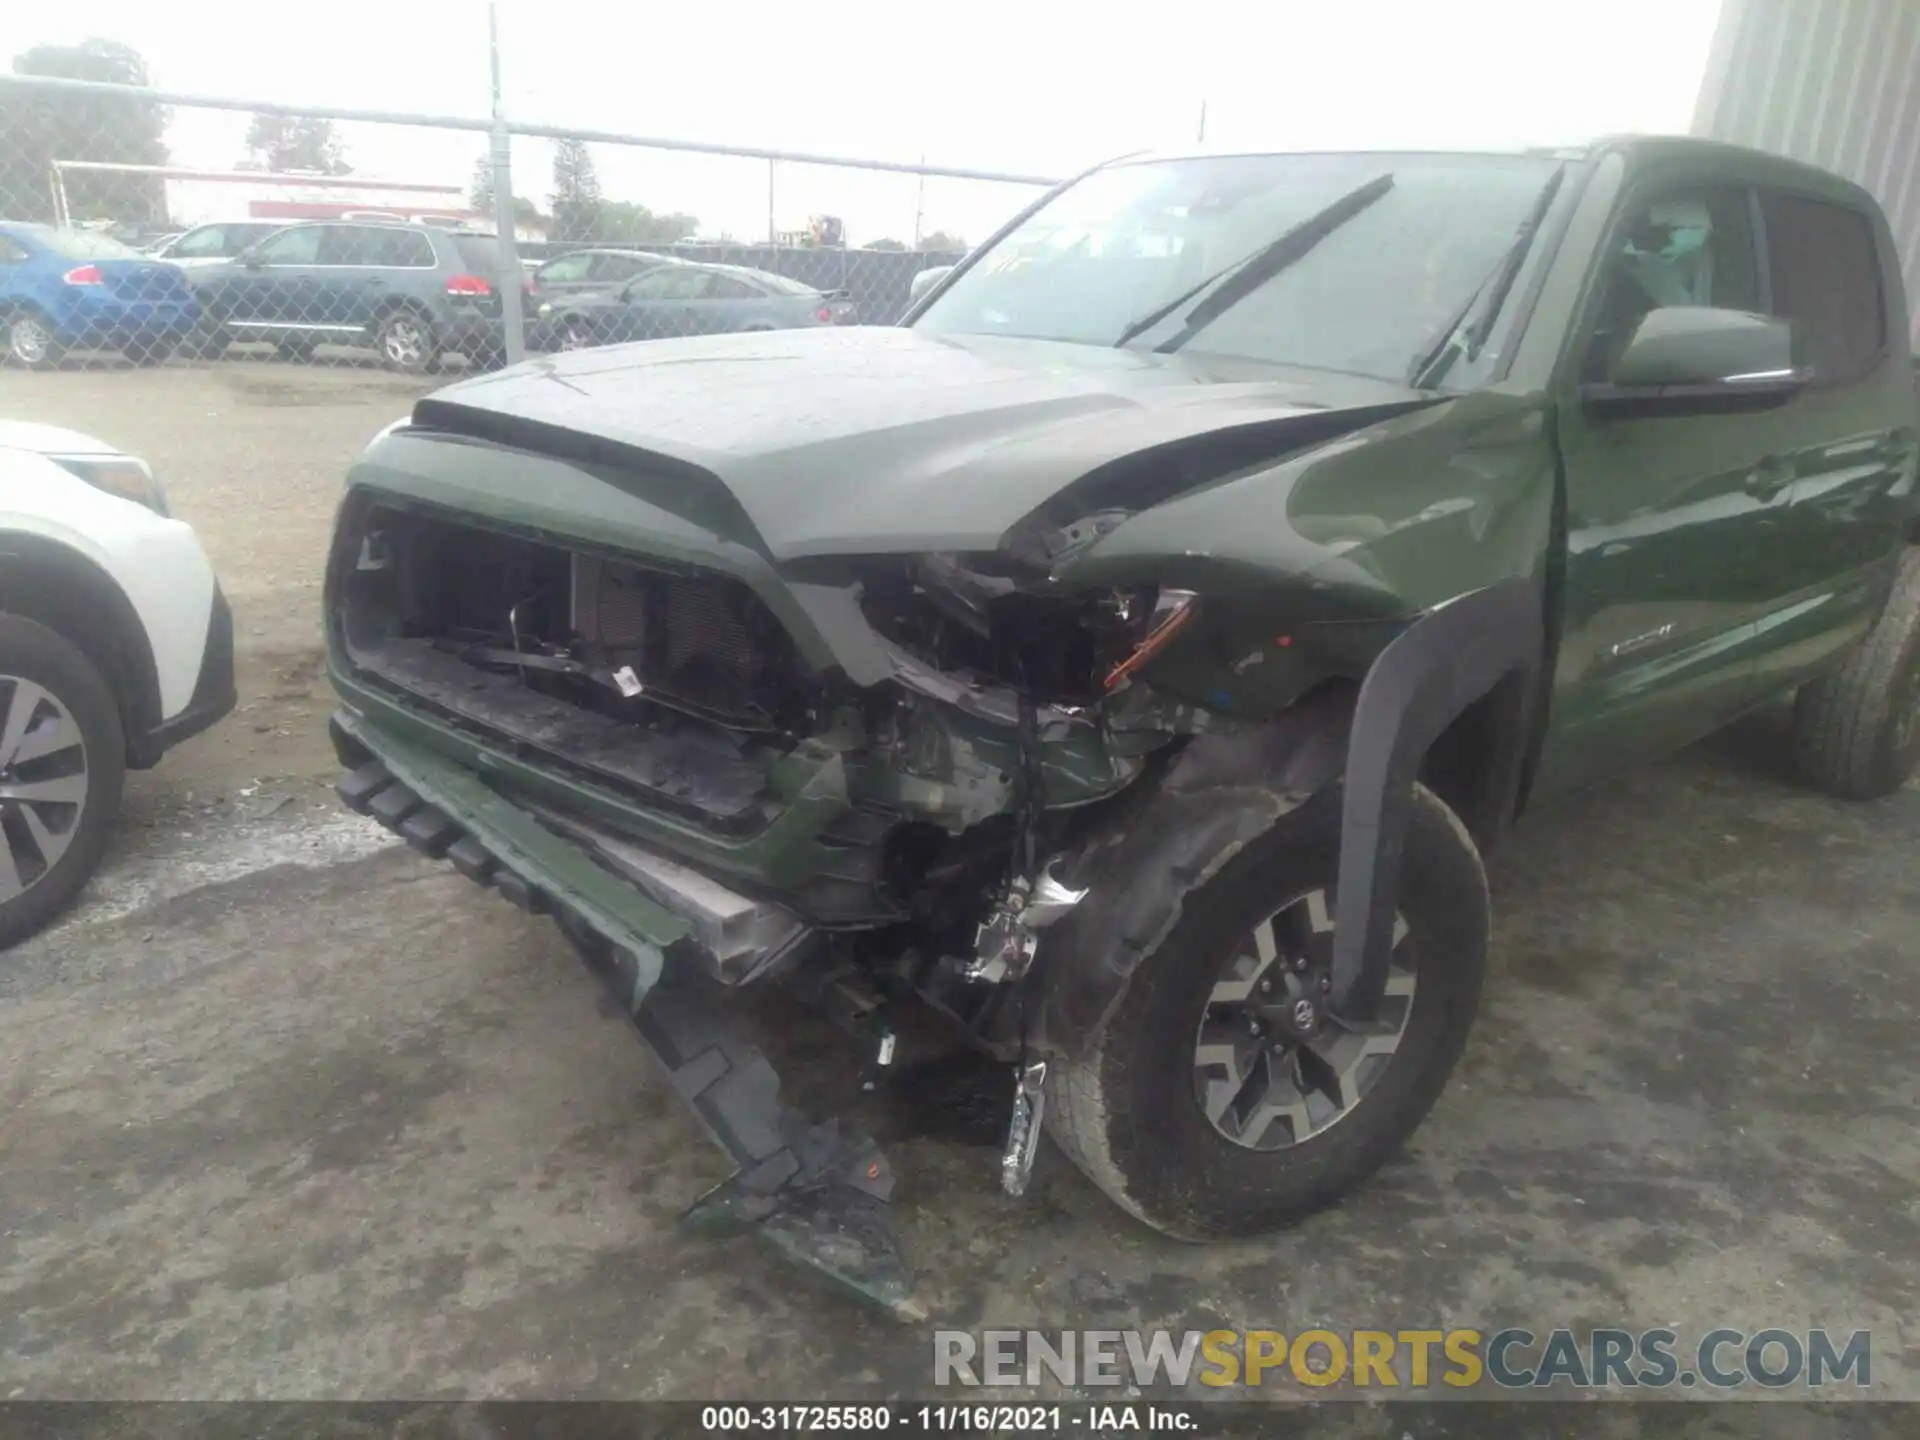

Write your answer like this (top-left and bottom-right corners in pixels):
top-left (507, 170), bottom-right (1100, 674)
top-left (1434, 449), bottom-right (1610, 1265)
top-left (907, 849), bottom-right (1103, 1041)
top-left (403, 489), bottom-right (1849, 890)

top-left (1742, 456), bottom-right (1795, 501)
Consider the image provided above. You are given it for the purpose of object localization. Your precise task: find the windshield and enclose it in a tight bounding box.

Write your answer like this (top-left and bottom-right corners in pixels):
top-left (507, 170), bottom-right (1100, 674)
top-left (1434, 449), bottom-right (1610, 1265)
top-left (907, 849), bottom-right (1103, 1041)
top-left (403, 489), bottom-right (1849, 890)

top-left (913, 152), bottom-right (1562, 383)
top-left (24, 225), bottom-right (144, 261)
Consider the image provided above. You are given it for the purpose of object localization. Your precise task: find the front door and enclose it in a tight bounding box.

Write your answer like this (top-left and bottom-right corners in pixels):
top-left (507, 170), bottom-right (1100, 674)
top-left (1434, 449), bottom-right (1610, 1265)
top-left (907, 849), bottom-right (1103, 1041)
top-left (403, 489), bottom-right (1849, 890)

top-left (1536, 182), bottom-right (1807, 793)
top-left (218, 224), bottom-right (323, 333)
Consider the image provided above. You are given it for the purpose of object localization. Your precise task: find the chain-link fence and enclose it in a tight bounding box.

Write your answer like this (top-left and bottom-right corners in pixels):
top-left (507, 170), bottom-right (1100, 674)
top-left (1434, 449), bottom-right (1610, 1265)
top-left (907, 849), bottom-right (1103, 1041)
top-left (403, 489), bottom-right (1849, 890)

top-left (0, 70), bottom-right (1056, 371)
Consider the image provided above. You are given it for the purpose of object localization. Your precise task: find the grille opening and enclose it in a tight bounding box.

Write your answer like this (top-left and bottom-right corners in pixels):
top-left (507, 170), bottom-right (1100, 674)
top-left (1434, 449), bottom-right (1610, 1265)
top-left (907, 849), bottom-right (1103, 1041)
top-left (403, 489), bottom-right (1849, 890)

top-left (336, 502), bottom-right (815, 738)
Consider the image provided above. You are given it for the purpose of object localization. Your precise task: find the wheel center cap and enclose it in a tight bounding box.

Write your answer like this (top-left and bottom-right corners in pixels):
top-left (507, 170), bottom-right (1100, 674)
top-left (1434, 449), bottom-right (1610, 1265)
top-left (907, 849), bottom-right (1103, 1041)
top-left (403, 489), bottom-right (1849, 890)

top-left (1287, 996), bottom-right (1320, 1034)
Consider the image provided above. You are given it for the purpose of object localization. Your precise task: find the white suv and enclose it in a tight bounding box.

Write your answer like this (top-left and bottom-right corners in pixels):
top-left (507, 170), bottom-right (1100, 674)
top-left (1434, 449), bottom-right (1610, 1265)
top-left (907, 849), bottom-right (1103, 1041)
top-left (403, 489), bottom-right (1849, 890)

top-left (0, 421), bottom-right (234, 946)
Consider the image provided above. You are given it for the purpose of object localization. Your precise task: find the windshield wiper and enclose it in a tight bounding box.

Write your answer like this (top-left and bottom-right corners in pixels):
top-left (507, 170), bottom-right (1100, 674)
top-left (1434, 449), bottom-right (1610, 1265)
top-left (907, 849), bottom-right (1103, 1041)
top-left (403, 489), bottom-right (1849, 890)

top-left (1111, 172), bottom-right (1396, 352)
top-left (1406, 165), bottom-right (1566, 390)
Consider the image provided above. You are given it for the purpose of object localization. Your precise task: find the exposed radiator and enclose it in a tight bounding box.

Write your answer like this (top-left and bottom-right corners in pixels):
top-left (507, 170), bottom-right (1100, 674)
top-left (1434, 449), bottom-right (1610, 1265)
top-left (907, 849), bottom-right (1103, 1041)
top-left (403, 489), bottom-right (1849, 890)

top-left (570, 555), bottom-right (780, 699)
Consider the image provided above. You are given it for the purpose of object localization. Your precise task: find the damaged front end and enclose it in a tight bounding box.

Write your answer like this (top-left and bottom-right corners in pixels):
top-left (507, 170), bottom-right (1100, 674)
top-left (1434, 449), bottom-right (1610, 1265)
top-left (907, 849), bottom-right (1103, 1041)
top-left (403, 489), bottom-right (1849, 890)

top-left (322, 481), bottom-right (1240, 1312)
top-left (321, 342), bottom-right (1544, 1312)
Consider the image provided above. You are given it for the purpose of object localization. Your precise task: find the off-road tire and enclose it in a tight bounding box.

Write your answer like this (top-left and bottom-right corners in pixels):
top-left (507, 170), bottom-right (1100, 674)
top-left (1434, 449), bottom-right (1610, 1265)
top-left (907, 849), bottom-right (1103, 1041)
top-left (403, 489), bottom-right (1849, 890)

top-left (1045, 783), bottom-right (1488, 1240)
top-left (0, 616), bottom-right (126, 949)
top-left (1791, 545), bottom-right (1920, 800)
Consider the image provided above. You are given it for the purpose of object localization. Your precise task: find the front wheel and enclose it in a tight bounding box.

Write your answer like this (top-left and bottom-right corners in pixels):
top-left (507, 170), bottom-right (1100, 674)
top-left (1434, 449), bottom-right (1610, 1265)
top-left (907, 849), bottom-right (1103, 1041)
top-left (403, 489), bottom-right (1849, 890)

top-left (5, 311), bottom-right (65, 370)
top-left (1045, 783), bottom-right (1488, 1239)
top-left (0, 616), bottom-right (126, 949)
top-left (375, 309), bottom-right (439, 374)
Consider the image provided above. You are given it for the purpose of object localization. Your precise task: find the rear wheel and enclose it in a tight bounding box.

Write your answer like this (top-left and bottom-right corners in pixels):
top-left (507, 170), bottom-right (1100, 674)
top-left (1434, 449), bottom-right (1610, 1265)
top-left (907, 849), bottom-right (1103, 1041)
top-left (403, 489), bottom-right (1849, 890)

top-left (0, 616), bottom-right (126, 949)
top-left (5, 310), bottom-right (65, 370)
top-left (1045, 784), bottom-right (1488, 1239)
top-left (1791, 546), bottom-right (1920, 800)
top-left (558, 316), bottom-right (596, 352)
top-left (375, 309), bottom-right (439, 374)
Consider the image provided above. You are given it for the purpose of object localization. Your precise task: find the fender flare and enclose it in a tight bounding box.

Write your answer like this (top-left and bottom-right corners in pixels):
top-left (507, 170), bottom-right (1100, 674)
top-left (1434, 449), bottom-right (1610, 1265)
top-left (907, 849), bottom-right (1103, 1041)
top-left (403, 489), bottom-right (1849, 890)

top-left (1329, 575), bottom-right (1543, 1018)
top-left (1035, 576), bottom-right (1542, 1055)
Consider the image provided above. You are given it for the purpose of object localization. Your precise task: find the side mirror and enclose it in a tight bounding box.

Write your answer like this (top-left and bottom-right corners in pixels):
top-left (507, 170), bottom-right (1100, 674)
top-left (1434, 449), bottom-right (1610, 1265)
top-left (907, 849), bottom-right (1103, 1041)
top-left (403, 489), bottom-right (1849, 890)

top-left (240, 250), bottom-right (265, 270)
top-left (1582, 306), bottom-right (1811, 419)
top-left (909, 264), bottom-right (953, 304)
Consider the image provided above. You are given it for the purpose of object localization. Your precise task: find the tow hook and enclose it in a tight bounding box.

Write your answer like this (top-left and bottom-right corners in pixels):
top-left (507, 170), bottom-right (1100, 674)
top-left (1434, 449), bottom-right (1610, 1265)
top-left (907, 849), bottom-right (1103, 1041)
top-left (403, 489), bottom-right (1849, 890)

top-left (1001, 1058), bottom-right (1049, 1197)
top-left (966, 861), bottom-right (1089, 984)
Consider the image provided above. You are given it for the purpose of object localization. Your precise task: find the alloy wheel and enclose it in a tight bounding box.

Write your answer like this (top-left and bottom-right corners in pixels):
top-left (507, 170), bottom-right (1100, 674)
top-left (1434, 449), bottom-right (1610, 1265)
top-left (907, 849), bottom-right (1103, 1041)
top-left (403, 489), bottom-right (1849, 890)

top-left (382, 317), bottom-right (427, 367)
top-left (1191, 887), bottom-right (1416, 1151)
top-left (9, 316), bottom-right (51, 366)
top-left (0, 677), bottom-right (90, 904)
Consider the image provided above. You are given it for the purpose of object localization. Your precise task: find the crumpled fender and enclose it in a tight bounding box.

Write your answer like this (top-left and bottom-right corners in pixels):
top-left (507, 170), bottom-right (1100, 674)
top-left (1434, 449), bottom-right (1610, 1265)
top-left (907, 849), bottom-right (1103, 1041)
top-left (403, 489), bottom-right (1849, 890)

top-left (1036, 577), bottom-right (1542, 1055)
top-left (1037, 689), bottom-right (1353, 1057)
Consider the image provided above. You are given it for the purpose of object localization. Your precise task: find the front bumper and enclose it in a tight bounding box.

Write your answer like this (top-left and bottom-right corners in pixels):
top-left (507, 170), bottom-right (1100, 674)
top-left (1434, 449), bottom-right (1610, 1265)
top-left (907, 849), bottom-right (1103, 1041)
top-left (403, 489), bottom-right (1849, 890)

top-left (131, 585), bottom-right (236, 768)
top-left (330, 705), bottom-right (919, 1315)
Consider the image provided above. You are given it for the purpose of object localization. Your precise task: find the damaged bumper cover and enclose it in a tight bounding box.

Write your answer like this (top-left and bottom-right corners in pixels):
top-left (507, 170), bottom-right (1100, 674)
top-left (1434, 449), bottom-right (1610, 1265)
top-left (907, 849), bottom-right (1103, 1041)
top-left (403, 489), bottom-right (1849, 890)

top-left (330, 706), bottom-right (921, 1317)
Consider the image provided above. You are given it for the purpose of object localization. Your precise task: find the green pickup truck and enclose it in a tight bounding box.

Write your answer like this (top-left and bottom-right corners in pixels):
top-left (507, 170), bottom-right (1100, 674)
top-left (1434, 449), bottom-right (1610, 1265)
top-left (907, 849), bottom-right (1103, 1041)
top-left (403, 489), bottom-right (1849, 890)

top-left (325, 137), bottom-right (1920, 1311)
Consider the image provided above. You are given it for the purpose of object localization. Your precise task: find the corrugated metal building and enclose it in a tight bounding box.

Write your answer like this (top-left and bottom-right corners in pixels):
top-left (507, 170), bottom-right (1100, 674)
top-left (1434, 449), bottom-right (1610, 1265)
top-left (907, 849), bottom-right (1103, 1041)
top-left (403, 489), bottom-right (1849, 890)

top-left (1694, 0), bottom-right (1920, 345)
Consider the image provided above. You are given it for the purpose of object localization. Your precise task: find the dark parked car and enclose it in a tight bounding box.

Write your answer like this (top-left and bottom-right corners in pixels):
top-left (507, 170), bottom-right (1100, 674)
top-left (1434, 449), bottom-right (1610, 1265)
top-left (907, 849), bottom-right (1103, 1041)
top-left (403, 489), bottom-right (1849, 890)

top-left (0, 222), bottom-right (199, 368)
top-left (528, 260), bottom-right (855, 351)
top-left (150, 221), bottom-right (285, 269)
top-left (192, 222), bottom-right (512, 372)
top-left (526, 247), bottom-right (670, 305)
top-left (324, 138), bottom-right (1920, 1312)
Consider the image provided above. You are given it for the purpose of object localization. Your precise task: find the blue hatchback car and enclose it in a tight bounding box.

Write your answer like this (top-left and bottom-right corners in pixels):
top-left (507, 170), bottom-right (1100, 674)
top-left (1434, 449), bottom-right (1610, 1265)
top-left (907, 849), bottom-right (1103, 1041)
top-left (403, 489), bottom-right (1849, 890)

top-left (0, 222), bottom-right (200, 369)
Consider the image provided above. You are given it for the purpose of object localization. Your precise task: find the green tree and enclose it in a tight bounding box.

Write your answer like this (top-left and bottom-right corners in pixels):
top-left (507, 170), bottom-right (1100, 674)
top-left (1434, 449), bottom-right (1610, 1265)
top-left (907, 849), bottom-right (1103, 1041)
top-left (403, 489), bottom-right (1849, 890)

top-left (864, 237), bottom-right (908, 252)
top-left (596, 199), bottom-right (697, 246)
top-left (468, 150), bottom-right (543, 228)
top-left (244, 114), bottom-right (350, 174)
top-left (550, 138), bottom-right (603, 241)
top-left (0, 39), bottom-right (169, 224)
top-left (917, 230), bottom-right (967, 254)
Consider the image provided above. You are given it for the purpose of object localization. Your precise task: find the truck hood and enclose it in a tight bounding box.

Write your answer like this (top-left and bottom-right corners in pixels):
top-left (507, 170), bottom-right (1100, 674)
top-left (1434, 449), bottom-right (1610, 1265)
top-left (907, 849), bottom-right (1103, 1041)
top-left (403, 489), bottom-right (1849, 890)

top-left (411, 326), bottom-right (1438, 562)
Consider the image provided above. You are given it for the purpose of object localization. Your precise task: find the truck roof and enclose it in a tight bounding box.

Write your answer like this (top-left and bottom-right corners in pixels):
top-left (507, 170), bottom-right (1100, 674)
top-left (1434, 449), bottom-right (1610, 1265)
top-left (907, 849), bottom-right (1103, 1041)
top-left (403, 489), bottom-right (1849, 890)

top-left (1112, 136), bottom-right (1881, 213)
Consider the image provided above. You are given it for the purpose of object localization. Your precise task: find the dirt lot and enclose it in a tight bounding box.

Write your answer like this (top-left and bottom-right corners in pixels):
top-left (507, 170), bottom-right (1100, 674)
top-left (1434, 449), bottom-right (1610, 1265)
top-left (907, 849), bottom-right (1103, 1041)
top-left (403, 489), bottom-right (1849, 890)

top-left (1, 362), bottom-right (1917, 1417)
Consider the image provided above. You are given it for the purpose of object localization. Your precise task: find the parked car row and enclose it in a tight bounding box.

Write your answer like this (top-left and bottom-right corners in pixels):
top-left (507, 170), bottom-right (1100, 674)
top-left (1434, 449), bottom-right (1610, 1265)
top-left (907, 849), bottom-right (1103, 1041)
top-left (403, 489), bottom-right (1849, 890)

top-left (3, 221), bottom-right (862, 372)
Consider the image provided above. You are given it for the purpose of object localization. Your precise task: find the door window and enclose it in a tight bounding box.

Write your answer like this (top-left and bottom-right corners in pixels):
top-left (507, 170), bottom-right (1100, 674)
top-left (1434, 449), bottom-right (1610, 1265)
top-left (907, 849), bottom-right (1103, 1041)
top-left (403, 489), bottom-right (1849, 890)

top-left (592, 253), bottom-right (651, 282)
top-left (1760, 193), bottom-right (1885, 386)
top-left (171, 226), bottom-right (233, 258)
top-left (252, 227), bottom-right (323, 265)
top-left (626, 266), bottom-right (710, 300)
top-left (538, 252), bottom-right (594, 283)
top-left (1580, 187), bottom-right (1761, 382)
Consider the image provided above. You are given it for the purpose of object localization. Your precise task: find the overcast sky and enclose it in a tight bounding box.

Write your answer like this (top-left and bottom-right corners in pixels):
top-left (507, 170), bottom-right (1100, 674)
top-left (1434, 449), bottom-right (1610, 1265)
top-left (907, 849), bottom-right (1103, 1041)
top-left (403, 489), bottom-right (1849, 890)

top-left (3, 0), bottom-right (1728, 244)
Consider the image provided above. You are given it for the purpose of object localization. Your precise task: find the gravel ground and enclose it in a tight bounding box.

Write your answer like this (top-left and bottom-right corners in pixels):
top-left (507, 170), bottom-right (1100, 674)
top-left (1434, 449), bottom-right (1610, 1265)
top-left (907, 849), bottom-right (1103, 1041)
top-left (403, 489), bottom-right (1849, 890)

top-left (0, 361), bottom-right (1916, 1422)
